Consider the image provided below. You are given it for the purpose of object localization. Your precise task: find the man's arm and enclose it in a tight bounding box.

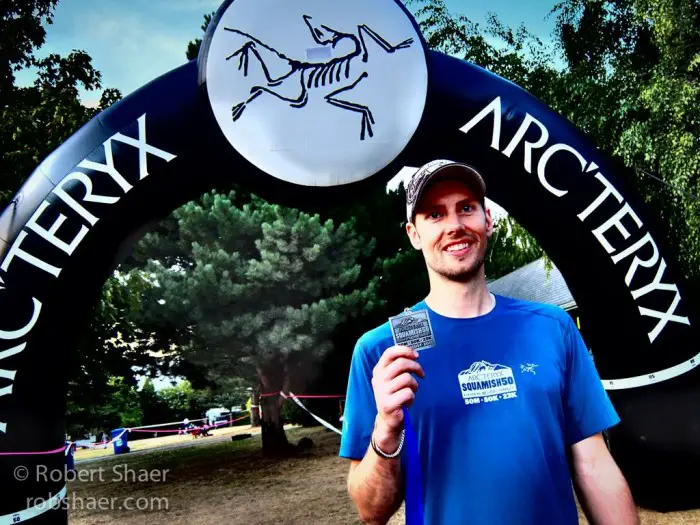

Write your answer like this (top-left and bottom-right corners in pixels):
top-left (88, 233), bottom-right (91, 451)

top-left (570, 433), bottom-right (640, 525)
top-left (347, 421), bottom-right (404, 525)
top-left (345, 346), bottom-right (423, 524)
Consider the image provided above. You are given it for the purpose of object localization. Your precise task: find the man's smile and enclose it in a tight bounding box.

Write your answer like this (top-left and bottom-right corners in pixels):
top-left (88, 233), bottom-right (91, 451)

top-left (443, 240), bottom-right (474, 257)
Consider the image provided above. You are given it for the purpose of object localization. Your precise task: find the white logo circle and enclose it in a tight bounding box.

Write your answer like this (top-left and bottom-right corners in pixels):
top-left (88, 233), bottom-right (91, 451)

top-left (202, 0), bottom-right (428, 187)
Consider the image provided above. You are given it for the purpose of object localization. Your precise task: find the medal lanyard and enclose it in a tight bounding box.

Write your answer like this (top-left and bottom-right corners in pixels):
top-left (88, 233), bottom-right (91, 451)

top-left (389, 307), bottom-right (430, 525)
top-left (403, 406), bottom-right (425, 525)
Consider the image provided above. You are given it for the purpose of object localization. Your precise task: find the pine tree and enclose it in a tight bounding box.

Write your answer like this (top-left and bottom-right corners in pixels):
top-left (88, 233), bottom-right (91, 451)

top-left (131, 190), bottom-right (379, 454)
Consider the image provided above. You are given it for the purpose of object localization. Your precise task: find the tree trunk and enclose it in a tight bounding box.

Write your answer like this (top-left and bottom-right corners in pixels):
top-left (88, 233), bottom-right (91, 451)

top-left (250, 391), bottom-right (261, 427)
top-left (258, 364), bottom-right (292, 456)
top-left (260, 393), bottom-right (290, 456)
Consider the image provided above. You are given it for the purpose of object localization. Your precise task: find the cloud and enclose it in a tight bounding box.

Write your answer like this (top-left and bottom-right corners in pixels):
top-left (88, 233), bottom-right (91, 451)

top-left (156, 0), bottom-right (222, 12)
top-left (75, 6), bottom-right (196, 96)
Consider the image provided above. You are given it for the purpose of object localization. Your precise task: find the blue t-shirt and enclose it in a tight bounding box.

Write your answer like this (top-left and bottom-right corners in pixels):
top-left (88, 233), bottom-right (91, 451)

top-left (339, 294), bottom-right (620, 525)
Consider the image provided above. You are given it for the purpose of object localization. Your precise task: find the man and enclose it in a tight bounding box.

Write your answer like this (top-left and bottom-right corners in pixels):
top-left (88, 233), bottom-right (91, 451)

top-left (339, 160), bottom-right (639, 525)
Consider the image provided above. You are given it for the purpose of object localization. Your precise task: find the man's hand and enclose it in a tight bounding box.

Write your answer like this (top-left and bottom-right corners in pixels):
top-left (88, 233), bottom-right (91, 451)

top-left (371, 345), bottom-right (424, 452)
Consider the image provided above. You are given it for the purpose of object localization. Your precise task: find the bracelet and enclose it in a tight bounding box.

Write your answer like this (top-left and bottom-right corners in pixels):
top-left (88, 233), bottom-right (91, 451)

top-left (371, 427), bottom-right (405, 459)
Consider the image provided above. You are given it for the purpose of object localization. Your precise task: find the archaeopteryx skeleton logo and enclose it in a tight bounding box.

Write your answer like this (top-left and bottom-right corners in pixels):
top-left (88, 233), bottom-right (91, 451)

top-left (223, 15), bottom-right (414, 140)
top-left (520, 363), bottom-right (539, 374)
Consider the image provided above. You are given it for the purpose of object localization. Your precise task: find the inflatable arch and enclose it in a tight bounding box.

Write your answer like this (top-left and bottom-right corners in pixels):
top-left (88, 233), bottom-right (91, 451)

top-left (1, 0), bottom-right (698, 522)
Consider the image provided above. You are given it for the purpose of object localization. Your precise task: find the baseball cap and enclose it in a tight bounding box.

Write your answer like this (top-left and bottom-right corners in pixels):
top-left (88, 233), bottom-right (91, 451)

top-left (405, 159), bottom-right (487, 223)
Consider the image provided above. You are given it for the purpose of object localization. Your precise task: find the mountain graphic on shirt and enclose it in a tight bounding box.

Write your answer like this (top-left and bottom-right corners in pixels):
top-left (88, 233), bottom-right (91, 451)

top-left (460, 360), bottom-right (509, 375)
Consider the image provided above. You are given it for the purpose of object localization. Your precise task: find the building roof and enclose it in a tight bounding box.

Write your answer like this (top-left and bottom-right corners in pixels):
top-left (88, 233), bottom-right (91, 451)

top-left (486, 258), bottom-right (576, 310)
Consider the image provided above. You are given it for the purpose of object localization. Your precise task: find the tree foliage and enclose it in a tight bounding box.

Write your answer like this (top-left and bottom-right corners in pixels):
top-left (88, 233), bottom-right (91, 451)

top-left (65, 273), bottom-right (158, 438)
top-left (124, 190), bottom-right (380, 451)
top-left (134, 190), bottom-right (379, 383)
top-left (186, 13), bottom-right (215, 61)
top-left (0, 0), bottom-right (58, 104)
top-left (0, 0), bottom-right (124, 208)
top-left (0, 51), bottom-right (121, 208)
top-left (550, 0), bottom-right (700, 281)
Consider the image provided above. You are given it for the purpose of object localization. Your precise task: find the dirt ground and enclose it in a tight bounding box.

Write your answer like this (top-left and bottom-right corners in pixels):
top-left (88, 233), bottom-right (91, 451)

top-left (66, 427), bottom-right (700, 525)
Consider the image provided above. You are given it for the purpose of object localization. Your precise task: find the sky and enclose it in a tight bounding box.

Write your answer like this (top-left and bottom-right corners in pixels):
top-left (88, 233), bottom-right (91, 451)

top-left (16, 0), bottom-right (560, 105)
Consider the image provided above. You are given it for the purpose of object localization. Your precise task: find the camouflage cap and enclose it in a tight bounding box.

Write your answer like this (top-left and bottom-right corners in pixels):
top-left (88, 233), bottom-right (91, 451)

top-left (405, 159), bottom-right (486, 223)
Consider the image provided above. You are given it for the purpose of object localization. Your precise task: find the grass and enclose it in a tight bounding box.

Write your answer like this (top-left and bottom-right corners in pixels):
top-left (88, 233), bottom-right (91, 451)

top-left (66, 426), bottom-right (700, 524)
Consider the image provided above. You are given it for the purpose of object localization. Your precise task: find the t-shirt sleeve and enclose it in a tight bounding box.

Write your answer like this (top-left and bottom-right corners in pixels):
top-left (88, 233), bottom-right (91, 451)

top-left (562, 316), bottom-right (621, 445)
top-left (339, 338), bottom-right (379, 460)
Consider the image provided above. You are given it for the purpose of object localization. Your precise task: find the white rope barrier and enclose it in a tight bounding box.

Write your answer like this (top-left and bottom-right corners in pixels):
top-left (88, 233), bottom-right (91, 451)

top-left (128, 417), bottom-right (207, 431)
top-left (281, 392), bottom-right (342, 435)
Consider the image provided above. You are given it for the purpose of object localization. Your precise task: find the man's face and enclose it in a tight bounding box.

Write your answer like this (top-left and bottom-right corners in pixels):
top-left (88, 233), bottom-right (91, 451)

top-left (406, 178), bottom-right (493, 283)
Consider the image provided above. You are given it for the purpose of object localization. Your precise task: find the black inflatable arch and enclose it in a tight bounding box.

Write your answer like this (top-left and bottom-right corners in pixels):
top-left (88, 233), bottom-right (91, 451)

top-left (1, 0), bottom-right (698, 522)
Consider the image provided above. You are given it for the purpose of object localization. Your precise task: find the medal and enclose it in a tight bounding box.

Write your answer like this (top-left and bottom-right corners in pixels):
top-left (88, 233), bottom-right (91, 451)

top-left (389, 308), bottom-right (436, 351)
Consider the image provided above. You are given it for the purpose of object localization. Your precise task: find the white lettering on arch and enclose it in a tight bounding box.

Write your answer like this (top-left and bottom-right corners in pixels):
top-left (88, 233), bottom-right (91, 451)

top-left (537, 143), bottom-right (587, 197)
top-left (458, 97), bottom-right (502, 151)
top-left (502, 114), bottom-right (549, 173)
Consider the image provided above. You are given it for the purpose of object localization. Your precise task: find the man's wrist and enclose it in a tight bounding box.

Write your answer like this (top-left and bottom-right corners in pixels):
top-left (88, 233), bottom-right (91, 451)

top-left (372, 418), bottom-right (404, 456)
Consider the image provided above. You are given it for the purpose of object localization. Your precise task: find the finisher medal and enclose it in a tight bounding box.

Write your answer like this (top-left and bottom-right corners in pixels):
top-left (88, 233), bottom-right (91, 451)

top-left (389, 308), bottom-right (435, 351)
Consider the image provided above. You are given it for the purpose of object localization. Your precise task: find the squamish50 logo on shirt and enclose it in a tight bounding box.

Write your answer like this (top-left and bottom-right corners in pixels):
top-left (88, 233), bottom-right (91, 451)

top-left (458, 360), bottom-right (518, 405)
